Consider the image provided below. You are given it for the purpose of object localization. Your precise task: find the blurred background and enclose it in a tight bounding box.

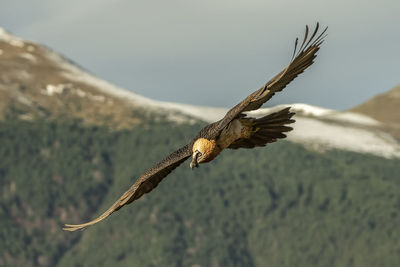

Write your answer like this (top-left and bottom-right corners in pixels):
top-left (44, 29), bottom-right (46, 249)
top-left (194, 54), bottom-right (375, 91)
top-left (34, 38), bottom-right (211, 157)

top-left (0, 1), bottom-right (399, 267)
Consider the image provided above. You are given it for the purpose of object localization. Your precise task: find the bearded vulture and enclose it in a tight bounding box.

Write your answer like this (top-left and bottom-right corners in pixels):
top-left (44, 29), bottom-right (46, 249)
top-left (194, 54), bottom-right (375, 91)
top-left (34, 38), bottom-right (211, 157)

top-left (63, 23), bottom-right (327, 231)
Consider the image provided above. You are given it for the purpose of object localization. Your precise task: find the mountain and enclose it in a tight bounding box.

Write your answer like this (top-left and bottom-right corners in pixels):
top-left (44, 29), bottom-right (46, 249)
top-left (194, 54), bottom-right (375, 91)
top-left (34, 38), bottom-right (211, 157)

top-left (1, 28), bottom-right (400, 267)
top-left (0, 28), bottom-right (195, 129)
top-left (2, 118), bottom-right (399, 267)
top-left (351, 85), bottom-right (400, 139)
top-left (1, 28), bottom-right (399, 159)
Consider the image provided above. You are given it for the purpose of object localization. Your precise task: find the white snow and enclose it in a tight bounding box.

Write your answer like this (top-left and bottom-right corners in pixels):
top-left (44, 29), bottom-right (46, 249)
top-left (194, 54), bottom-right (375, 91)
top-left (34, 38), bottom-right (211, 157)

top-left (157, 104), bottom-right (398, 158)
top-left (287, 117), bottom-right (400, 158)
top-left (36, 35), bottom-right (399, 159)
top-left (43, 48), bottom-right (227, 123)
top-left (0, 28), bottom-right (25, 48)
top-left (41, 83), bottom-right (107, 103)
top-left (289, 103), bottom-right (334, 116)
top-left (156, 102), bottom-right (228, 122)
top-left (239, 104), bottom-right (331, 121)
top-left (136, 103), bottom-right (398, 158)
top-left (20, 53), bottom-right (37, 63)
top-left (42, 84), bottom-right (66, 96)
top-left (10, 39), bottom-right (24, 48)
top-left (323, 112), bottom-right (380, 126)
top-left (288, 103), bottom-right (379, 126)
top-left (239, 104), bottom-right (379, 127)
top-left (44, 49), bottom-right (155, 104)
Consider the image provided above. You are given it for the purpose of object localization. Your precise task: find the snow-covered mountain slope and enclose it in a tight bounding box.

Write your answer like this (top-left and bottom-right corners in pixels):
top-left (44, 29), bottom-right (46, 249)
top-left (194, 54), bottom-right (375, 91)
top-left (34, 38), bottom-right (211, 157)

top-left (154, 103), bottom-right (399, 159)
top-left (1, 28), bottom-right (399, 158)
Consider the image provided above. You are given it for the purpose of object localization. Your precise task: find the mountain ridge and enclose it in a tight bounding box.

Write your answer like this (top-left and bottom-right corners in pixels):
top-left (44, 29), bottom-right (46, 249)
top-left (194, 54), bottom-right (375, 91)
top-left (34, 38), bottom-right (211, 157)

top-left (0, 27), bottom-right (399, 158)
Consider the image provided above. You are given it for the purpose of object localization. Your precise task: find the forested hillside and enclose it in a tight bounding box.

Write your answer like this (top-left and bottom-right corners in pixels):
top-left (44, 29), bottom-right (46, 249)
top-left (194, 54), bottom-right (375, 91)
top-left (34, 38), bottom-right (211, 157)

top-left (1, 117), bottom-right (399, 267)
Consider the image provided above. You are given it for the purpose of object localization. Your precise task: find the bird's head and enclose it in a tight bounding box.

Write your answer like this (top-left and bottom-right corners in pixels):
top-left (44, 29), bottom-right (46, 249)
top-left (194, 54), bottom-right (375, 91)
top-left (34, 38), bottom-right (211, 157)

top-left (190, 138), bottom-right (221, 169)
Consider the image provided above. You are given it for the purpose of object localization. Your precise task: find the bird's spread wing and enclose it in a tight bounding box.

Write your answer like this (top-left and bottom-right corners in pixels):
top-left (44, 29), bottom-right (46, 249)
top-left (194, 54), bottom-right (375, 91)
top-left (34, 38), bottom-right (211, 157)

top-left (215, 23), bottom-right (327, 133)
top-left (63, 144), bottom-right (192, 231)
top-left (228, 107), bottom-right (295, 149)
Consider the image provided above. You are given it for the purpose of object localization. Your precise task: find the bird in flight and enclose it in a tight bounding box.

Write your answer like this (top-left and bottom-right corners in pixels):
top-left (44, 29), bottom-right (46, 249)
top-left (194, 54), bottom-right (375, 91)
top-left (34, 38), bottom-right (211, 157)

top-left (63, 23), bottom-right (327, 231)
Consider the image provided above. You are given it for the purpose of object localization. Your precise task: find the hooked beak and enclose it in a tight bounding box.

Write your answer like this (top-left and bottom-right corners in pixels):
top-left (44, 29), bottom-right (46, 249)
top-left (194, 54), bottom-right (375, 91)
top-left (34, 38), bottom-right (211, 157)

top-left (190, 150), bottom-right (200, 170)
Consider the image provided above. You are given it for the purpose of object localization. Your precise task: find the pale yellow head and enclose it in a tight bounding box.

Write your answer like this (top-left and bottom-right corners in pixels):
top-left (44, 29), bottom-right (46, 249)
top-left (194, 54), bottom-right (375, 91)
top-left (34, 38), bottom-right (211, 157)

top-left (190, 138), bottom-right (222, 169)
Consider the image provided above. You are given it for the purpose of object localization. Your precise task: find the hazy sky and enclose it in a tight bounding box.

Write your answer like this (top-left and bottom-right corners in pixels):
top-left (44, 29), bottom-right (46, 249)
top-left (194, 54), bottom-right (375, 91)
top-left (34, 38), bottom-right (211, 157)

top-left (1, 0), bottom-right (399, 109)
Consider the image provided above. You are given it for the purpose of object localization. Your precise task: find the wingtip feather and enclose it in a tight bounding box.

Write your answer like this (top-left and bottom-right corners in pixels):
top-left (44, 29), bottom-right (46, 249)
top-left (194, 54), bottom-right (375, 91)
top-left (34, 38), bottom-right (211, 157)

top-left (63, 224), bottom-right (87, 232)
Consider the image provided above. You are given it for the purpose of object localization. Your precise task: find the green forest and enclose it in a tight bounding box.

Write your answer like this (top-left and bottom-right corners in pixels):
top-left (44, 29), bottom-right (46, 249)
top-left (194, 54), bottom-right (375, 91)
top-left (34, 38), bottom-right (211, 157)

top-left (0, 117), bottom-right (399, 267)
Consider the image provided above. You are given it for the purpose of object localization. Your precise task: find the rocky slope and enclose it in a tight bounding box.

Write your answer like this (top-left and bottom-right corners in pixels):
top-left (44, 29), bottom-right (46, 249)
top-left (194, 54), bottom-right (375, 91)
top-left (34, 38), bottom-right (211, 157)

top-left (0, 28), bottom-right (178, 129)
top-left (351, 85), bottom-right (400, 139)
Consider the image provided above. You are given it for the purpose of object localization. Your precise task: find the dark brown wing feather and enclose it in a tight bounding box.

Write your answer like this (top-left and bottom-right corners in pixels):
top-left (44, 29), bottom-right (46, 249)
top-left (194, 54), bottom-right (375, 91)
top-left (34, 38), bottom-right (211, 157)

top-left (215, 23), bottom-right (327, 135)
top-left (229, 107), bottom-right (295, 149)
top-left (63, 144), bottom-right (191, 231)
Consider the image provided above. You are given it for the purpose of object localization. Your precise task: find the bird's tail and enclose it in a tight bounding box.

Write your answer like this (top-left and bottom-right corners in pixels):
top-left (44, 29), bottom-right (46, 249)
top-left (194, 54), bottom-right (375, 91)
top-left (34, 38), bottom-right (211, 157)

top-left (228, 107), bottom-right (295, 149)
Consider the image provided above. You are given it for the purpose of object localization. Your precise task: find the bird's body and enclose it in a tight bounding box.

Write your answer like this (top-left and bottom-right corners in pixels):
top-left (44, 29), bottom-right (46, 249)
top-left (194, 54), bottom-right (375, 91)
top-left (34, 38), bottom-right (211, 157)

top-left (218, 118), bottom-right (253, 149)
top-left (190, 119), bottom-right (249, 164)
top-left (63, 23), bottom-right (327, 232)
top-left (193, 119), bottom-right (251, 158)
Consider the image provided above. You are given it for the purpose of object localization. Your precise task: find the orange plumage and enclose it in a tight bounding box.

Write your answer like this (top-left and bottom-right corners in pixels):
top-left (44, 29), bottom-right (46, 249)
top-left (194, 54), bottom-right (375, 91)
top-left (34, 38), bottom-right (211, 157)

top-left (192, 138), bottom-right (221, 162)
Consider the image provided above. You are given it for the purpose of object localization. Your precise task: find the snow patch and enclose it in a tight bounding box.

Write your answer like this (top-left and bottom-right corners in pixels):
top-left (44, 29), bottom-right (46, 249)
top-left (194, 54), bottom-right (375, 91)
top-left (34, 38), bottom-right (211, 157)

top-left (20, 53), bottom-right (37, 63)
top-left (42, 84), bottom-right (66, 96)
top-left (43, 50), bottom-right (155, 104)
top-left (165, 113), bottom-right (197, 125)
top-left (156, 102), bottom-right (228, 122)
top-left (242, 104), bottom-right (379, 127)
top-left (0, 49), bottom-right (3, 55)
top-left (44, 48), bottom-right (231, 118)
top-left (155, 103), bottom-right (398, 158)
top-left (290, 103), bottom-right (333, 116)
top-left (41, 83), bottom-right (106, 102)
top-left (324, 112), bottom-right (380, 126)
top-left (241, 103), bottom-right (334, 118)
top-left (37, 38), bottom-right (398, 159)
top-left (0, 28), bottom-right (24, 47)
top-left (10, 39), bottom-right (24, 48)
top-left (288, 117), bottom-right (400, 158)
top-left (289, 103), bottom-right (379, 126)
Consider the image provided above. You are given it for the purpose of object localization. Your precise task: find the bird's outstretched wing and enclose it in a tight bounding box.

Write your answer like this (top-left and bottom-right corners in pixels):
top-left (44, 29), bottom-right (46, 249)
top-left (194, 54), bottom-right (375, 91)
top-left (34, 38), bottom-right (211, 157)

top-left (215, 23), bottom-right (327, 133)
top-left (63, 144), bottom-right (192, 231)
